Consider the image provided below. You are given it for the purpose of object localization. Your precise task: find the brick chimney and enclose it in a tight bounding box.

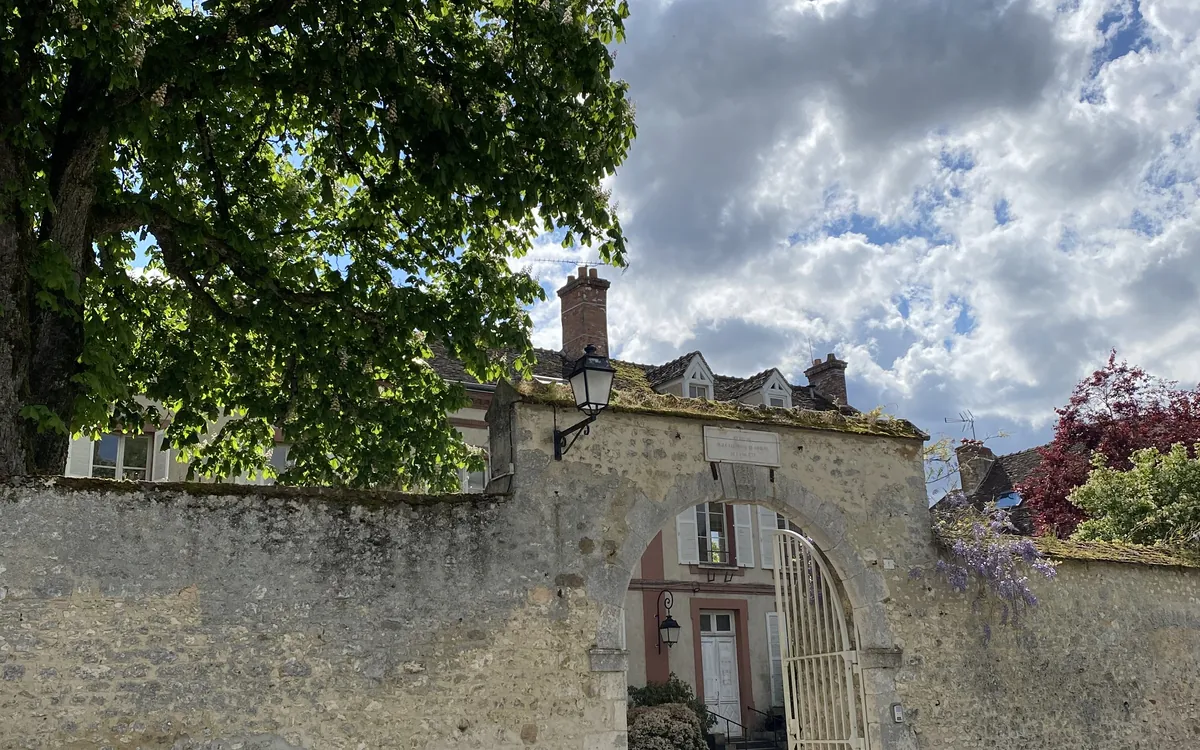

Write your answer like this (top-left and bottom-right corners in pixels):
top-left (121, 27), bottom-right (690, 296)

top-left (956, 441), bottom-right (996, 496)
top-left (805, 353), bottom-right (848, 405)
top-left (557, 266), bottom-right (610, 361)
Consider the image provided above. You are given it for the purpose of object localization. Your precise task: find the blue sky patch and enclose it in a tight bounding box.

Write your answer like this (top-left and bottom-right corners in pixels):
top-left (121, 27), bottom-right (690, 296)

top-left (939, 148), bottom-right (976, 173)
top-left (1129, 209), bottom-right (1161, 237)
top-left (824, 213), bottom-right (911, 245)
top-left (994, 198), bottom-right (1012, 226)
top-left (949, 296), bottom-right (976, 335)
top-left (1091, 0), bottom-right (1151, 75)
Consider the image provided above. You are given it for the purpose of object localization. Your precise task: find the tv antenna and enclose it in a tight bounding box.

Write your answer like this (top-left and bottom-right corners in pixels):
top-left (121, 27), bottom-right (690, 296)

top-left (944, 410), bottom-right (976, 440)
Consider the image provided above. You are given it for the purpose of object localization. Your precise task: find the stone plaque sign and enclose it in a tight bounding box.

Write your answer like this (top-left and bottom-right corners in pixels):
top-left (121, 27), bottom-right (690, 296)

top-left (703, 426), bottom-right (781, 467)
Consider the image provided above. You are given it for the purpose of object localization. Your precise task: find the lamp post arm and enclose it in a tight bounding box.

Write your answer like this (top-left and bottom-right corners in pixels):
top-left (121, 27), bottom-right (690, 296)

top-left (554, 414), bottom-right (597, 460)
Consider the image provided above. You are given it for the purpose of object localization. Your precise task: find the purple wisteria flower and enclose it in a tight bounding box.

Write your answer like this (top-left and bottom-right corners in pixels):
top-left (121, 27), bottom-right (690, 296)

top-left (931, 500), bottom-right (1057, 626)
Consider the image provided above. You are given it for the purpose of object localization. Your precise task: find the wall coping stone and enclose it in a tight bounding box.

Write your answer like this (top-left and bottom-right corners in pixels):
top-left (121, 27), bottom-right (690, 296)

top-left (0, 475), bottom-right (505, 510)
top-left (504, 380), bottom-right (928, 441)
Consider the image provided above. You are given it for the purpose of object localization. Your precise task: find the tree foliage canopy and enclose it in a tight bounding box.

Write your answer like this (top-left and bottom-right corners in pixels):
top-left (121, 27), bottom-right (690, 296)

top-left (1070, 443), bottom-right (1200, 551)
top-left (0, 0), bottom-right (634, 486)
top-left (1021, 352), bottom-right (1200, 536)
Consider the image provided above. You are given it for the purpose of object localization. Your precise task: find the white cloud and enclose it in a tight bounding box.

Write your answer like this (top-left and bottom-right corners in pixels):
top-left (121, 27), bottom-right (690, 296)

top-left (526, 0), bottom-right (1200, 453)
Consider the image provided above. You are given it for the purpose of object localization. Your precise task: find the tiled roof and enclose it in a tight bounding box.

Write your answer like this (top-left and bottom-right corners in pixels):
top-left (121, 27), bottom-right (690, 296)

top-left (996, 447), bottom-right (1043, 486)
top-left (966, 446), bottom-right (1046, 536)
top-left (971, 446), bottom-right (1044, 504)
top-left (792, 384), bottom-right (840, 412)
top-left (425, 341), bottom-right (567, 385)
top-left (644, 351), bottom-right (702, 387)
top-left (723, 369), bottom-right (778, 400)
top-left (427, 343), bottom-right (845, 413)
top-left (712, 374), bottom-right (744, 401)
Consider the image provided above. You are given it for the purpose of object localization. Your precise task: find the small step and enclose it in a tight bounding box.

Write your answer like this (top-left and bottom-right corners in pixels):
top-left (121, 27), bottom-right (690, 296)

top-left (724, 741), bottom-right (780, 750)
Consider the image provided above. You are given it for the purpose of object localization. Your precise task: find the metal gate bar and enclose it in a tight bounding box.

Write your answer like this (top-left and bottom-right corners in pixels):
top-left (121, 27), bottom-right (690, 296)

top-left (772, 530), bottom-right (870, 750)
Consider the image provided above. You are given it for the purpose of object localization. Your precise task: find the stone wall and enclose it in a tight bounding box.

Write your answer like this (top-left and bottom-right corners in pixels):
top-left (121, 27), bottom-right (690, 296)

top-left (5, 393), bottom-right (1200, 749)
top-left (890, 558), bottom-right (1200, 749)
top-left (0, 479), bottom-right (624, 750)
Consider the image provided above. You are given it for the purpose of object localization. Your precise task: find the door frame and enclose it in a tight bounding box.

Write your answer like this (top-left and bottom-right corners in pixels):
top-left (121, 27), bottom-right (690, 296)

top-left (690, 598), bottom-right (754, 732)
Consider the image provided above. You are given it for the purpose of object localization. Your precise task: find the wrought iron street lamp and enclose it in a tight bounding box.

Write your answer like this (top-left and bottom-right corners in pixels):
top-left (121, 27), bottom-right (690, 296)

top-left (656, 589), bottom-right (681, 653)
top-left (553, 344), bottom-right (615, 460)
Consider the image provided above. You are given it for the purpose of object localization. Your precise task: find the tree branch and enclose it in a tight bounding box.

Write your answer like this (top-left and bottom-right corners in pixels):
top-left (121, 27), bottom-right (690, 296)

top-left (147, 212), bottom-right (243, 325)
top-left (195, 112), bottom-right (234, 228)
top-left (143, 205), bottom-right (384, 328)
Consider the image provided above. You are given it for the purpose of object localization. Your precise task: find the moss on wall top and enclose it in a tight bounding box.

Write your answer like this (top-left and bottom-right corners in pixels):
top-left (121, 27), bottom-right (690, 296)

top-left (513, 379), bottom-right (927, 440)
top-left (0, 475), bottom-right (502, 511)
top-left (1036, 536), bottom-right (1200, 569)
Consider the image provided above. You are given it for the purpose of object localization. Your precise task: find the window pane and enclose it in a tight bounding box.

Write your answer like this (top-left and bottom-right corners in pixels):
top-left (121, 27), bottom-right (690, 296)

top-left (92, 435), bottom-right (119, 469)
top-left (92, 466), bottom-right (117, 479)
top-left (708, 504), bottom-right (725, 533)
top-left (716, 614), bottom-right (732, 632)
top-left (689, 384), bottom-right (708, 399)
top-left (123, 436), bottom-right (150, 470)
top-left (700, 614), bottom-right (711, 632)
top-left (709, 531), bottom-right (724, 563)
top-left (269, 444), bottom-right (291, 471)
top-left (123, 466), bottom-right (148, 481)
top-left (465, 470), bottom-right (486, 492)
top-left (769, 396), bottom-right (785, 407)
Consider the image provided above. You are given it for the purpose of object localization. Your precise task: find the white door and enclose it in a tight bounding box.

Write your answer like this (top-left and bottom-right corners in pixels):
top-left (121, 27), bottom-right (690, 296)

top-left (700, 611), bottom-right (742, 737)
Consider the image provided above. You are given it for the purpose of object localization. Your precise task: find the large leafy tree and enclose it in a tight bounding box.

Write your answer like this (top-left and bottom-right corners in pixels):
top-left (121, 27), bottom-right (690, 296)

top-left (0, 0), bottom-right (634, 486)
top-left (1070, 443), bottom-right (1200, 551)
top-left (1021, 352), bottom-right (1200, 536)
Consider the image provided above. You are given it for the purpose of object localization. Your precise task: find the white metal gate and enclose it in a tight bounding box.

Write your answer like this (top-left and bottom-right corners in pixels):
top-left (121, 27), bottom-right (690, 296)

top-left (772, 529), bottom-right (870, 750)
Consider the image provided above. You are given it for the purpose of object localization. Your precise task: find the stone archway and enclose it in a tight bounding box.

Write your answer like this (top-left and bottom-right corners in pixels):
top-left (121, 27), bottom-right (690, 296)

top-left (586, 463), bottom-right (914, 750)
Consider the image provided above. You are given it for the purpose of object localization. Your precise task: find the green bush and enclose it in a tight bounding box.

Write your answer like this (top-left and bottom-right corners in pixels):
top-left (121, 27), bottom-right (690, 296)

top-left (627, 703), bottom-right (709, 750)
top-left (1070, 442), bottom-right (1200, 550)
top-left (628, 673), bottom-right (715, 731)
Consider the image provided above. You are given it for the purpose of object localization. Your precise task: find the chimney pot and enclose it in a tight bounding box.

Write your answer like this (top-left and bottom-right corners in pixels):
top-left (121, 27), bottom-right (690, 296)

top-left (827, 353), bottom-right (837, 362)
top-left (557, 268), bottom-right (611, 362)
top-left (812, 359), bottom-right (821, 367)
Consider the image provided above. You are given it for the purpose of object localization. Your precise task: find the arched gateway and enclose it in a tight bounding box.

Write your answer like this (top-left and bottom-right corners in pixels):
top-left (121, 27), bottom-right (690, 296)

top-left (483, 385), bottom-right (931, 750)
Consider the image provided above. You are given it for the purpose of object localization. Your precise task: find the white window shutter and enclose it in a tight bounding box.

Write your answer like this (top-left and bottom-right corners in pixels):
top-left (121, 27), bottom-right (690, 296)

top-left (733, 503), bottom-right (755, 568)
top-left (151, 432), bottom-right (171, 481)
top-left (766, 612), bottom-right (784, 707)
top-left (65, 436), bottom-right (93, 477)
top-left (676, 507), bottom-right (700, 565)
top-left (758, 506), bottom-right (779, 569)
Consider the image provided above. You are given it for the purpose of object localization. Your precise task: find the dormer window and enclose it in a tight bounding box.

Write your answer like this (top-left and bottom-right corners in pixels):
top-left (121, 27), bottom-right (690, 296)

top-left (682, 354), bottom-right (715, 401)
top-left (762, 370), bottom-right (793, 409)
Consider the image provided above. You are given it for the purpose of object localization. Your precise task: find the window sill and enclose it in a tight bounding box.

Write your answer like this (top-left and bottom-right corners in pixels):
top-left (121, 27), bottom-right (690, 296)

top-left (689, 564), bottom-right (744, 577)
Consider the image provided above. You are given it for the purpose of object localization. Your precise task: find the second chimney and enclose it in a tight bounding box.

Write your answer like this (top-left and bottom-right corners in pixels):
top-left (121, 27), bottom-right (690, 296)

top-left (805, 353), bottom-right (848, 406)
top-left (955, 441), bottom-right (996, 497)
top-left (557, 266), bottom-right (610, 362)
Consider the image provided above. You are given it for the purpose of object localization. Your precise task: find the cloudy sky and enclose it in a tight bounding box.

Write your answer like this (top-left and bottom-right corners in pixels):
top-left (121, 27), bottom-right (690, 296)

top-left (520, 0), bottom-right (1200, 458)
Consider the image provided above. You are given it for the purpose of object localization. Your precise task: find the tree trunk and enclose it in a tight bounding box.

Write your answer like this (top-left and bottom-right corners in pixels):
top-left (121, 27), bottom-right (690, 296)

top-left (0, 124), bottom-right (102, 476)
top-left (25, 128), bottom-right (105, 476)
top-left (0, 143), bottom-right (34, 476)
